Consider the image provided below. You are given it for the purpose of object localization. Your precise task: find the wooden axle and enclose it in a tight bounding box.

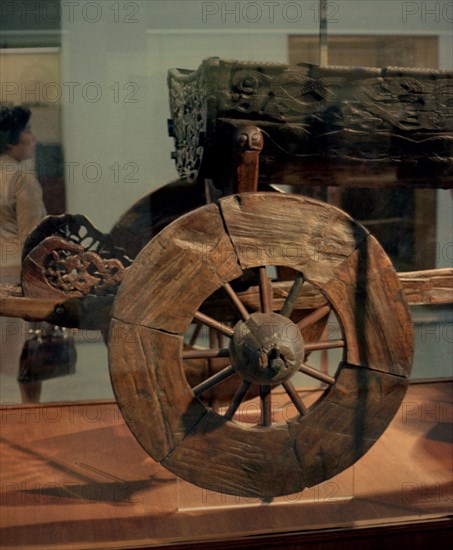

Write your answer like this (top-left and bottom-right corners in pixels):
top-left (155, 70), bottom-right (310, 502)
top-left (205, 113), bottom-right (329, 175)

top-left (0, 267), bottom-right (451, 327)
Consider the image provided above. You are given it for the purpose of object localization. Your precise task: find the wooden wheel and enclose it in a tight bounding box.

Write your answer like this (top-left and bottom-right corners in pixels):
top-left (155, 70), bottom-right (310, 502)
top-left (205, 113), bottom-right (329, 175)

top-left (109, 193), bottom-right (413, 498)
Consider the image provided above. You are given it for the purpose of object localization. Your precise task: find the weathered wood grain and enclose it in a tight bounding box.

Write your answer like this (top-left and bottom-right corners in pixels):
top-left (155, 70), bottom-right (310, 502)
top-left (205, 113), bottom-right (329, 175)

top-left (0, 283), bottom-right (113, 329)
top-left (208, 268), bottom-right (453, 316)
top-left (162, 414), bottom-right (305, 498)
top-left (289, 364), bottom-right (409, 487)
top-left (243, 280), bottom-right (326, 309)
top-left (399, 268), bottom-right (453, 305)
top-left (109, 319), bottom-right (206, 461)
top-left (0, 283), bottom-right (61, 320)
top-left (112, 203), bottom-right (242, 334)
top-left (322, 235), bottom-right (414, 377)
top-left (219, 193), bottom-right (368, 286)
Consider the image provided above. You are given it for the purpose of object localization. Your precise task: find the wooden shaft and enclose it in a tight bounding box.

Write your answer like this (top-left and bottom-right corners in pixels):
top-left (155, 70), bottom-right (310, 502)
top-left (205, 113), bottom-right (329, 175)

top-left (193, 311), bottom-right (235, 338)
top-left (283, 380), bottom-right (307, 416)
top-left (232, 125), bottom-right (263, 193)
top-left (235, 151), bottom-right (261, 193)
top-left (192, 365), bottom-right (236, 396)
top-left (182, 348), bottom-right (230, 360)
top-left (280, 272), bottom-right (304, 317)
top-left (224, 380), bottom-right (252, 420)
top-left (1, 268), bottom-right (451, 326)
top-left (304, 339), bottom-right (345, 352)
top-left (260, 385), bottom-right (272, 427)
top-left (297, 304), bottom-right (332, 331)
top-left (223, 282), bottom-right (250, 320)
top-left (0, 295), bottom-right (63, 320)
top-left (299, 363), bottom-right (336, 385)
top-left (258, 267), bottom-right (272, 314)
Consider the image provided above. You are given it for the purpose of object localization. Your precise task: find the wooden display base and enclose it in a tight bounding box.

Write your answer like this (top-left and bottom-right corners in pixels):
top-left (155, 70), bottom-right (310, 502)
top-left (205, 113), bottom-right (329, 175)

top-left (1, 381), bottom-right (452, 549)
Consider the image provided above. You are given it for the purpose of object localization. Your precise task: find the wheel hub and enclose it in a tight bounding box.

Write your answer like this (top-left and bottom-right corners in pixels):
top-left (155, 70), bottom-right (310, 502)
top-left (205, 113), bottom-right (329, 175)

top-left (230, 312), bottom-right (304, 385)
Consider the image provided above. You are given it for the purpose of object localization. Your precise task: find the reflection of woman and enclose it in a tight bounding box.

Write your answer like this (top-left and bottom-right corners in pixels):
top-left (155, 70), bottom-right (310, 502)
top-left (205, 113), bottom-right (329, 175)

top-left (0, 105), bottom-right (46, 402)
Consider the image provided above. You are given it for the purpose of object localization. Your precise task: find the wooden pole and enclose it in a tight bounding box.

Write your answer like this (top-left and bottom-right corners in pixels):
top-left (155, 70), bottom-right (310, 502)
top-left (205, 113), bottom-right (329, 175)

top-left (319, 0), bottom-right (328, 67)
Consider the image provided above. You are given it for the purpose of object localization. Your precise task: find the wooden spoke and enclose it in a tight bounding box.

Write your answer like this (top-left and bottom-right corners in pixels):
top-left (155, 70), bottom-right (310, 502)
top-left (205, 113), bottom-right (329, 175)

top-left (192, 365), bottom-right (235, 397)
top-left (299, 363), bottom-right (336, 385)
top-left (280, 272), bottom-right (304, 318)
top-left (224, 380), bottom-right (252, 420)
top-left (223, 282), bottom-right (250, 321)
top-left (183, 348), bottom-right (230, 360)
top-left (304, 339), bottom-right (345, 352)
top-left (188, 322), bottom-right (202, 346)
top-left (282, 380), bottom-right (307, 416)
top-left (258, 267), bottom-right (272, 314)
top-left (194, 311), bottom-right (235, 338)
top-left (260, 385), bottom-right (272, 426)
top-left (297, 304), bottom-right (332, 331)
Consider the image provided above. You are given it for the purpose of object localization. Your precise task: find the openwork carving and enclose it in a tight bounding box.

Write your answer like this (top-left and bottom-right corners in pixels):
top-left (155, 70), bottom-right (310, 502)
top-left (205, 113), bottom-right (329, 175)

top-left (22, 214), bottom-right (131, 299)
top-left (22, 214), bottom-right (129, 263)
top-left (168, 67), bottom-right (208, 182)
top-left (43, 237), bottom-right (126, 295)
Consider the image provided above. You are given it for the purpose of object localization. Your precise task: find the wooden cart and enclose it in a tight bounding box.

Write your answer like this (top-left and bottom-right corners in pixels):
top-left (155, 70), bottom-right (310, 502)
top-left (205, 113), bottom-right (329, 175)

top-left (1, 57), bottom-right (452, 499)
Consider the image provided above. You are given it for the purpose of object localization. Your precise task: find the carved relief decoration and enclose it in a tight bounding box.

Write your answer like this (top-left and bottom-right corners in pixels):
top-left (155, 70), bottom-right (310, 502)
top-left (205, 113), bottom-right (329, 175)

top-left (21, 214), bottom-right (131, 299)
top-left (168, 58), bottom-right (453, 183)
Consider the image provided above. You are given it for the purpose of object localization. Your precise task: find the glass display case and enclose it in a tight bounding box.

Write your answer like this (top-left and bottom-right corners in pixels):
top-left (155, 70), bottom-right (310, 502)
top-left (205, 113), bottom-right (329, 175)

top-left (0, 1), bottom-right (451, 548)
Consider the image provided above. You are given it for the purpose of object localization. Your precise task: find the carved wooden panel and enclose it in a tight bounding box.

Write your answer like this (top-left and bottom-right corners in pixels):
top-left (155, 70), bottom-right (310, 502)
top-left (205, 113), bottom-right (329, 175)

top-left (288, 35), bottom-right (442, 271)
top-left (21, 214), bottom-right (131, 299)
top-left (168, 57), bottom-right (453, 189)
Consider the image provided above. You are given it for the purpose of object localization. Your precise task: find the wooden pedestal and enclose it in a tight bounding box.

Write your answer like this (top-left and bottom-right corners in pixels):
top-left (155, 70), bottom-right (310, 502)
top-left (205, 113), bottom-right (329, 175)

top-left (1, 381), bottom-right (452, 549)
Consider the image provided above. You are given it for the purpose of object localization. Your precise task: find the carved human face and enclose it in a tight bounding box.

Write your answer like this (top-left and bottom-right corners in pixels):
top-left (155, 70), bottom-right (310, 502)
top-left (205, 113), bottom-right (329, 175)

top-left (7, 124), bottom-right (36, 162)
top-left (235, 126), bottom-right (263, 151)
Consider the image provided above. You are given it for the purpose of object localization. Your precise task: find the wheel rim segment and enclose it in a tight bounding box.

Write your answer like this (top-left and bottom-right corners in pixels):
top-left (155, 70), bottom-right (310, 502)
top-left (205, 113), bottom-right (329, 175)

top-left (109, 193), bottom-right (413, 498)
